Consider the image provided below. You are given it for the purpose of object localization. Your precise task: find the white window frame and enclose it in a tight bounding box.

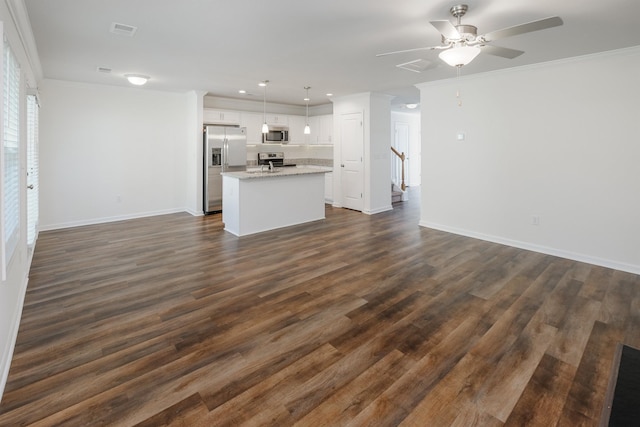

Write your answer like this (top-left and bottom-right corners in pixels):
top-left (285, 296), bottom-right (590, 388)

top-left (26, 92), bottom-right (38, 250)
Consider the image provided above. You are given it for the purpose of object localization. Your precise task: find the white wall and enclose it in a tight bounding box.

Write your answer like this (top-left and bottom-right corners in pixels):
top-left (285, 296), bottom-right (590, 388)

top-left (418, 47), bottom-right (640, 274)
top-left (39, 80), bottom-right (192, 229)
top-left (369, 93), bottom-right (393, 213)
top-left (332, 92), bottom-right (392, 215)
top-left (186, 91), bottom-right (205, 215)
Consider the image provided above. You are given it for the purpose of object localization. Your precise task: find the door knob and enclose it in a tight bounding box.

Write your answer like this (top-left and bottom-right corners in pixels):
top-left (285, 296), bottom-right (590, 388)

top-left (27, 184), bottom-right (34, 189)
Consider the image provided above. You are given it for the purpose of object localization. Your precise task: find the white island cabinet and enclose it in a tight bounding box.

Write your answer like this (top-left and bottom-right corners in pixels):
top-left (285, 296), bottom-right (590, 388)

top-left (221, 167), bottom-right (329, 237)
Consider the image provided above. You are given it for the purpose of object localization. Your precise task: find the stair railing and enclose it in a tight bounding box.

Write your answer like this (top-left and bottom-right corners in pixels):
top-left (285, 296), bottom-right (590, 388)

top-left (390, 146), bottom-right (406, 191)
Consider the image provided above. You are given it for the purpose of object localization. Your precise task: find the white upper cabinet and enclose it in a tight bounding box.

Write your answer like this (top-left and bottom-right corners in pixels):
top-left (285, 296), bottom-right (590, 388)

top-left (305, 114), bottom-right (333, 144)
top-left (305, 116), bottom-right (320, 144)
top-left (287, 115), bottom-right (307, 144)
top-left (266, 114), bottom-right (288, 126)
top-left (317, 114), bottom-right (333, 144)
top-left (203, 109), bottom-right (241, 125)
top-left (202, 108), bottom-right (332, 145)
top-left (240, 112), bottom-right (264, 145)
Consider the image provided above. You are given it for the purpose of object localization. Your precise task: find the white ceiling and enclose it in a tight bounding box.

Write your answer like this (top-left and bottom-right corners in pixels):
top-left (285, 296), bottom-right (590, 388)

top-left (23, 0), bottom-right (640, 109)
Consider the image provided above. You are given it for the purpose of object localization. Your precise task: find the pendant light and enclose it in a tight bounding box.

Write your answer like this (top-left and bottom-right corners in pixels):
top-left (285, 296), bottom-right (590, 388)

top-left (303, 86), bottom-right (311, 135)
top-left (260, 80), bottom-right (269, 133)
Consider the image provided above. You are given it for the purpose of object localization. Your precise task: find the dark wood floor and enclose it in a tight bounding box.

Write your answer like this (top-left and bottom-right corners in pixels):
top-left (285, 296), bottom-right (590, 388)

top-left (1, 190), bottom-right (639, 426)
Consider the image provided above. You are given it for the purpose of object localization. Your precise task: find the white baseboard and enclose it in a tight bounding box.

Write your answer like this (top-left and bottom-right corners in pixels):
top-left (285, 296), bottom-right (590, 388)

top-left (185, 208), bottom-right (204, 217)
top-left (40, 208), bottom-right (188, 231)
top-left (364, 205), bottom-right (393, 215)
top-left (419, 221), bottom-right (640, 275)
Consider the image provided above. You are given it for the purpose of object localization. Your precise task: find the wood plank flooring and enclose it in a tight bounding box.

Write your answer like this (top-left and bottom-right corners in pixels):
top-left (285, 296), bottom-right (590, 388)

top-left (1, 189), bottom-right (639, 426)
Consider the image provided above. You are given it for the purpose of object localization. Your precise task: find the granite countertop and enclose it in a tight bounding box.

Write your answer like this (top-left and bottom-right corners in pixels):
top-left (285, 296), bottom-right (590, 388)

top-left (222, 166), bottom-right (332, 180)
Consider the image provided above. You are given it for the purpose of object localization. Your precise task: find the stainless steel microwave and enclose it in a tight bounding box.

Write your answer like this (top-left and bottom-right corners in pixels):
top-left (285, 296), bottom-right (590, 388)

top-left (263, 128), bottom-right (289, 143)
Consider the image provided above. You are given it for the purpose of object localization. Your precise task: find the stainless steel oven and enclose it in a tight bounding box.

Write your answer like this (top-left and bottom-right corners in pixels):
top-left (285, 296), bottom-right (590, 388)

top-left (258, 152), bottom-right (284, 167)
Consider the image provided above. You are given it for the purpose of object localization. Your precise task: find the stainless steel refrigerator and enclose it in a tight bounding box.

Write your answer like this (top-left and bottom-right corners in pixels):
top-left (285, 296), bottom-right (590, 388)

top-left (203, 125), bottom-right (247, 214)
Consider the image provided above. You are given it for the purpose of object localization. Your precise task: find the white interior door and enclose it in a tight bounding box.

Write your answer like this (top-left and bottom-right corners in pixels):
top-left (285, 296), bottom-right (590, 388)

top-left (340, 112), bottom-right (364, 211)
top-left (394, 122), bottom-right (409, 187)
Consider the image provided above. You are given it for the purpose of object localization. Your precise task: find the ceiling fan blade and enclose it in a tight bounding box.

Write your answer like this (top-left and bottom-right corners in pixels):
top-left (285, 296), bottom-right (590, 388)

top-left (429, 20), bottom-right (461, 40)
top-left (480, 44), bottom-right (524, 59)
top-left (482, 16), bottom-right (563, 42)
top-left (376, 45), bottom-right (445, 57)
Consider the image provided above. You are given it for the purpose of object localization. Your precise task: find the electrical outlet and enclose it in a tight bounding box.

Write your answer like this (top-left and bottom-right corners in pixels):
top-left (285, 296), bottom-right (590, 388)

top-left (532, 215), bottom-right (540, 226)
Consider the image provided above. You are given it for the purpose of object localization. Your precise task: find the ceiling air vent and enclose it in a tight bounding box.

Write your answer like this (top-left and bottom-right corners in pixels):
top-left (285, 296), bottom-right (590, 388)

top-left (97, 67), bottom-right (112, 73)
top-left (110, 22), bottom-right (137, 36)
top-left (396, 59), bottom-right (434, 73)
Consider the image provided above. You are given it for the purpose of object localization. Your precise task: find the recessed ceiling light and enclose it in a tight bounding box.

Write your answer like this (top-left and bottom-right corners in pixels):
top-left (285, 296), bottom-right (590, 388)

top-left (238, 90), bottom-right (246, 94)
top-left (258, 82), bottom-right (267, 87)
top-left (326, 93), bottom-right (333, 97)
top-left (406, 103), bottom-right (418, 109)
top-left (125, 74), bottom-right (149, 85)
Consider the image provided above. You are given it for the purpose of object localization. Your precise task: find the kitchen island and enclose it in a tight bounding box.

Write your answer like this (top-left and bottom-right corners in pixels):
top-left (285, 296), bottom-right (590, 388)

top-left (221, 167), bottom-right (330, 236)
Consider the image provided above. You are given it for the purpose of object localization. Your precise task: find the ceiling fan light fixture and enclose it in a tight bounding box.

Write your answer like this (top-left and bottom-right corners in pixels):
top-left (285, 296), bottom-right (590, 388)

top-left (439, 45), bottom-right (481, 67)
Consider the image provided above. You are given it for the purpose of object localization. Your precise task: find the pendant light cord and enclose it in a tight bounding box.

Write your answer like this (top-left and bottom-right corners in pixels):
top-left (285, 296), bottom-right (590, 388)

top-left (261, 80), bottom-right (269, 133)
top-left (304, 86), bottom-right (311, 135)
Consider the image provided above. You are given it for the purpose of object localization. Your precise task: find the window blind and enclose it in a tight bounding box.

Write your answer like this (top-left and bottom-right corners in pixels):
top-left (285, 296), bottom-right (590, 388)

top-left (2, 36), bottom-right (20, 279)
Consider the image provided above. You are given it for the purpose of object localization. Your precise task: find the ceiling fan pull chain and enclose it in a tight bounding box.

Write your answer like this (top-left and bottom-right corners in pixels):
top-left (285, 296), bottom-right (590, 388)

top-left (456, 65), bottom-right (462, 107)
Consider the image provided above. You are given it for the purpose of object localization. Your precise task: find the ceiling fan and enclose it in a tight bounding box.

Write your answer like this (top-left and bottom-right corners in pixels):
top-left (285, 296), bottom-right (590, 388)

top-left (377, 4), bottom-right (563, 69)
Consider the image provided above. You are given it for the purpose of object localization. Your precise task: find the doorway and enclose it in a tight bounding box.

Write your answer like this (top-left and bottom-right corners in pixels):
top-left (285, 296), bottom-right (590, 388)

top-left (393, 122), bottom-right (410, 188)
